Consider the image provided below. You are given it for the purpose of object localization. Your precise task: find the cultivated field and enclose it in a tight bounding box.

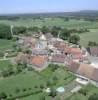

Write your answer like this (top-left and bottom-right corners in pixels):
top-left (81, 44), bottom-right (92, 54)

top-left (79, 29), bottom-right (98, 47)
top-left (0, 65), bottom-right (75, 100)
top-left (0, 18), bottom-right (98, 29)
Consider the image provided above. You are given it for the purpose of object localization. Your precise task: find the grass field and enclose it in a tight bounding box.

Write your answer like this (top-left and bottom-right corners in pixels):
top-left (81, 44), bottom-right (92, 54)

top-left (0, 18), bottom-right (98, 29)
top-left (68, 84), bottom-right (98, 100)
top-left (0, 60), bottom-right (11, 70)
top-left (0, 39), bottom-right (14, 50)
top-left (79, 29), bottom-right (98, 47)
top-left (0, 65), bottom-right (75, 100)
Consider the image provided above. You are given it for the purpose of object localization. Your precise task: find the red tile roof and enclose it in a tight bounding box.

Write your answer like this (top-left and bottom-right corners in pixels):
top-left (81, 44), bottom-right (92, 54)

top-left (70, 48), bottom-right (82, 54)
top-left (77, 64), bottom-right (95, 79)
top-left (67, 61), bottom-right (80, 73)
top-left (31, 56), bottom-right (47, 68)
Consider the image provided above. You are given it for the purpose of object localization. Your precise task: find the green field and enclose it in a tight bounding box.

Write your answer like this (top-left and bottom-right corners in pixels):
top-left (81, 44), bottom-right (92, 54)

top-left (79, 29), bottom-right (98, 47)
top-left (0, 65), bottom-right (75, 100)
top-left (0, 60), bottom-right (11, 70)
top-left (0, 39), bottom-right (14, 50)
top-left (68, 84), bottom-right (98, 100)
top-left (0, 18), bottom-right (98, 29)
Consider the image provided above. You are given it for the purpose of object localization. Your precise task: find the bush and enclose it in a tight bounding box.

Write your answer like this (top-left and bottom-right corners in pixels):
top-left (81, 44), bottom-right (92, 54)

top-left (88, 93), bottom-right (98, 100)
top-left (40, 84), bottom-right (45, 89)
top-left (49, 88), bottom-right (57, 98)
top-left (78, 89), bottom-right (87, 96)
top-left (15, 88), bottom-right (20, 94)
top-left (0, 92), bottom-right (7, 99)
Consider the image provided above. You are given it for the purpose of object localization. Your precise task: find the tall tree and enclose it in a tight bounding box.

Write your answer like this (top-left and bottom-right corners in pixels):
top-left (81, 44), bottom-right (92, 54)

top-left (69, 35), bottom-right (80, 44)
top-left (0, 24), bottom-right (12, 39)
top-left (41, 26), bottom-right (50, 34)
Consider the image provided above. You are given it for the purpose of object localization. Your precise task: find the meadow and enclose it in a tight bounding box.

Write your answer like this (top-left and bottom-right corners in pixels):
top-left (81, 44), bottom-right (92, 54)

top-left (0, 39), bottom-right (14, 50)
top-left (79, 29), bottom-right (98, 47)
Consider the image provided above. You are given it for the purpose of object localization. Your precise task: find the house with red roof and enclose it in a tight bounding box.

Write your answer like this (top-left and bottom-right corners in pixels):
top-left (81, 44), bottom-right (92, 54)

top-left (30, 56), bottom-right (48, 70)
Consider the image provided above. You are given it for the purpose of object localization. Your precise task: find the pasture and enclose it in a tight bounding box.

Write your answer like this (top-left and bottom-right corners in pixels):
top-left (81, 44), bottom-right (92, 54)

top-left (79, 29), bottom-right (98, 47)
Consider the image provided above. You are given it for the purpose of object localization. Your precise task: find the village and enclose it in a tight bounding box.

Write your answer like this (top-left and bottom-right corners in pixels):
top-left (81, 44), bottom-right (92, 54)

top-left (13, 32), bottom-right (98, 87)
top-left (0, 29), bottom-right (98, 99)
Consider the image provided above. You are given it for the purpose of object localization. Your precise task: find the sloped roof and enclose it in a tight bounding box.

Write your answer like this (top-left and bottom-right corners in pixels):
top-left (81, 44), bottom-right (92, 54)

top-left (31, 56), bottom-right (47, 68)
top-left (91, 68), bottom-right (98, 82)
top-left (89, 47), bottom-right (98, 56)
top-left (70, 48), bottom-right (82, 54)
top-left (67, 61), bottom-right (80, 73)
top-left (77, 64), bottom-right (94, 79)
top-left (51, 54), bottom-right (66, 63)
top-left (32, 49), bottom-right (48, 55)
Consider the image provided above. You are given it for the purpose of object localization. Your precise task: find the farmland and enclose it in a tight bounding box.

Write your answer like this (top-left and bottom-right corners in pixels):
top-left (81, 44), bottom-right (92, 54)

top-left (79, 29), bottom-right (98, 47)
top-left (0, 39), bottom-right (14, 50)
top-left (0, 18), bottom-right (98, 29)
top-left (0, 17), bottom-right (98, 47)
top-left (0, 65), bottom-right (75, 100)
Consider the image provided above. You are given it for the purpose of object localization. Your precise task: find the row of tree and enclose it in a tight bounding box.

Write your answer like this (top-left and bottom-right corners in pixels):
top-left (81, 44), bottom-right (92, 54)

top-left (0, 24), bottom-right (81, 44)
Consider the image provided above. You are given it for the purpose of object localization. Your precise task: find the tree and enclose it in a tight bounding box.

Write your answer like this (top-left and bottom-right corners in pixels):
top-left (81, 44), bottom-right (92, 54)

top-left (49, 88), bottom-right (57, 98)
top-left (88, 94), bottom-right (98, 100)
top-left (28, 26), bottom-right (39, 32)
top-left (13, 26), bottom-right (27, 35)
top-left (78, 89), bottom-right (87, 96)
top-left (15, 88), bottom-right (20, 94)
top-left (51, 26), bottom-right (61, 37)
top-left (69, 35), bottom-right (80, 44)
top-left (88, 41), bottom-right (98, 47)
top-left (40, 95), bottom-right (45, 100)
top-left (0, 24), bottom-right (12, 39)
top-left (0, 92), bottom-right (7, 99)
top-left (60, 28), bottom-right (70, 40)
top-left (41, 26), bottom-right (50, 34)
top-left (16, 65), bottom-right (22, 73)
top-left (8, 64), bottom-right (14, 75)
top-left (1, 69), bottom-right (9, 77)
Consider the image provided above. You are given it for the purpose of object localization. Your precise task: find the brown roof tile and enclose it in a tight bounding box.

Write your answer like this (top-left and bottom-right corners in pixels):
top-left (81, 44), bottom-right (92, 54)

top-left (77, 64), bottom-right (94, 79)
top-left (31, 56), bottom-right (47, 68)
top-left (67, 61), bottom-right (80, 73)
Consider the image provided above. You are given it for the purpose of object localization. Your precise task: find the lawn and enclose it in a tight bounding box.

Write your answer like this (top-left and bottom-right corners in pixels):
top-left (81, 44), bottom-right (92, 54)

top-left (68, 84), bottom-right (98, 100)
top-left (0, 39), bottom-right (14, 50)
top-left (79, 30), bottom-right (98, 47)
